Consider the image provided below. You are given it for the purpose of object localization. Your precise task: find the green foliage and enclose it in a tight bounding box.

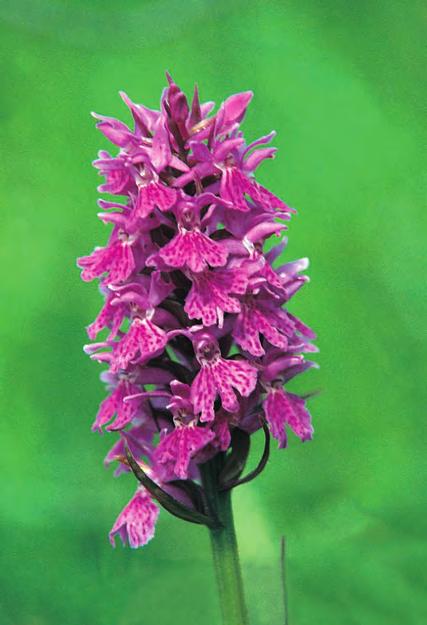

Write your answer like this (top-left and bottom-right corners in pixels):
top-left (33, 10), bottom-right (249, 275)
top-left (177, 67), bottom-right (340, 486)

top-left (1, 1), bottom-right (425, 623)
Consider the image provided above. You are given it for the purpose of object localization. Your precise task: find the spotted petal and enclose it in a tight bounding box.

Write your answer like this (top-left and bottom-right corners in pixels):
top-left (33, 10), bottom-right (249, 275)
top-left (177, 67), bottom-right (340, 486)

top-left (109, 488), bottom-right (159, 549)
top-left (263, 388), bottom-right (313, 448)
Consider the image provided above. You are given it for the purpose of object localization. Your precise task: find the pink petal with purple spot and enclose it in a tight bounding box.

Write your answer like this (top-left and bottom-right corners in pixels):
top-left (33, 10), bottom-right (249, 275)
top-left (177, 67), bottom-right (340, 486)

top-left (111, 318), bottom-right (167, 372)
top-left (134, 181), bottom-right (177, 219)
top-left (160, 229), bottom-right (228, 273)
top-left (233, 300), bottom-right (290, 357)
top-left (185, 269), bottom-right (247, 326)
top-left (154, 425), bottom-right (215, 479)
top-left (78, 240), bottom-right (135, 284)
top-left (191, 357), bottom-right (257, 422)
top-left (109, 488), bottom-right (159, 548)
top-left (87, 298), bottom-right (127, 340)
top-left (264, 388), bottom-right (313, 448)
top-left (92, 379), bottom-right (141, 432)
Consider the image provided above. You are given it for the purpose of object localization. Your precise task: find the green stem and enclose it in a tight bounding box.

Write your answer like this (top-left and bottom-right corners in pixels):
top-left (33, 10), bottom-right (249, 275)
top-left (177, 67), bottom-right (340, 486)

top-left (200, 456), bottom-right (250, 625)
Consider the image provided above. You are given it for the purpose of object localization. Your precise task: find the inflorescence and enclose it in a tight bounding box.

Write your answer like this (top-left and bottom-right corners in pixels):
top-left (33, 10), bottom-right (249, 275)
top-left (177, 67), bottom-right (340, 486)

top-left (78, 75), bottom-right (317, 548)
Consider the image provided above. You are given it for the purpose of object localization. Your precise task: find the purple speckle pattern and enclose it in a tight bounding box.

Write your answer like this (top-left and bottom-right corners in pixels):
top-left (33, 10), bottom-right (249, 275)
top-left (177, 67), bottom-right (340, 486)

top-left (78, 76), bottom-right (317, 548)
top-left (135, 182), bottom-right (177, 219)
top-left (92, 377), bottom-right (142, 432)
top-left (79, 239), bottom-right (136, 284)
top-left (191, 350), bottom-right (258, 423)
top-left (110, 319), bottom-right (167, 373)
top-left (87, 295), bottom-right (127, 341)
top-left (160, 229), bottom-right (228, 273)
top-left (154, 425), bottom-right (216, 480)
top-left (185, 268), bottom-right (247, 327)
top-left (264, 388), bottom-right (314, 448)
top-left (233, 297), bottom-right (295, 357)
top-left (109, 488), bottom-right (159, 549)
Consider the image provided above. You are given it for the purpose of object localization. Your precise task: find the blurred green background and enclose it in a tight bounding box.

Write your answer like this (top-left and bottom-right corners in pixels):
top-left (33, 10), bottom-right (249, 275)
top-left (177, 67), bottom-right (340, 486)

top-left (1, 1), bottom-right (426, 624)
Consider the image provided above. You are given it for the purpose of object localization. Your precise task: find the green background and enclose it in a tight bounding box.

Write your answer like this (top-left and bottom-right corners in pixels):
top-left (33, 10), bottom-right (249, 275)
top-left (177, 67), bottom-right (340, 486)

top-left (1, 1), bottom-right (426, 624)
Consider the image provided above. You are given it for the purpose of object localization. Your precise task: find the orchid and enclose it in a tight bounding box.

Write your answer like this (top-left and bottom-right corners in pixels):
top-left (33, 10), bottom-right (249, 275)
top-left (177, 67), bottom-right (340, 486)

top-left (78, 75), bottom-right (316, 625)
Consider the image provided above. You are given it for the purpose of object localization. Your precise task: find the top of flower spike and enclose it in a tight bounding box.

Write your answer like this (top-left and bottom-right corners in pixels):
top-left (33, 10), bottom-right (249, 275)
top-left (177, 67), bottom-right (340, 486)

top-left (91, 78), bottom-right (283, 194)
top-left (79, 75), bottom-right (316, 549)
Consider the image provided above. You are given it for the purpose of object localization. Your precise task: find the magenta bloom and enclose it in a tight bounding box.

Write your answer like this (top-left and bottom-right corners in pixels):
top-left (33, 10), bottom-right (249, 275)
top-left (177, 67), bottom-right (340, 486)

top-left (154, 424), bottom-right (216, 480)
top-left (109, 487), bottom-right (159, 548)
top-left (78, 76), bottom-right (316, 548)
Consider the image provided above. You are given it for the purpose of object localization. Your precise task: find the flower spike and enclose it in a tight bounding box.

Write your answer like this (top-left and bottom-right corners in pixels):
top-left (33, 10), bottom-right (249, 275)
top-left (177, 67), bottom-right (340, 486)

top-left (78, 77), bottom-right (316, 549)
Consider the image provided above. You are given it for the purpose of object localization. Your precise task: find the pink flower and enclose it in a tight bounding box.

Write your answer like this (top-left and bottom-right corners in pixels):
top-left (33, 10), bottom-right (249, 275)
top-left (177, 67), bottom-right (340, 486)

top-left (104, 425), bottom-right (156, 477)
top-left (185, 268), bottom-right (248, 327)
top-left (93, 151), bottom-right (136, 195)
top-left (79, 77), bottom-right (316, 548)
top-left (78, 235), bottom-right (136, 284)
top-left (86, 291), bottom-right (127, 340)
top-left (109, 488), bottom-right (159, 548)
top-left (134, 180), bottom-right (177, 219)
top-left (157, 196), bottom-right (228, 272)
top-left (110, 317), bottom-right (167, 373)
top-left (263, 387), bottom-right (313, 448)
top-left (220, 167), bottom-right (290, 213)
top-left (154, 424), bottom-right (215, 479)
top-left (191, 335), bottom-right (258, 422)
top-left (233, 295), bottom-right (293, 357)
top-left (92, 376), bottom-right (142, 432)
top-left (160, 228), bottom-right (227, 273)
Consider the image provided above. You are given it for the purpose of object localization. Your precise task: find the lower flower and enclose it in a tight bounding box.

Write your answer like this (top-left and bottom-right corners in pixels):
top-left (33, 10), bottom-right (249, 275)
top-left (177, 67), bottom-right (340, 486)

top-left (109, 486), bottom-right (160, 549)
